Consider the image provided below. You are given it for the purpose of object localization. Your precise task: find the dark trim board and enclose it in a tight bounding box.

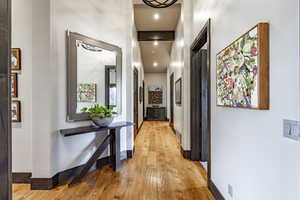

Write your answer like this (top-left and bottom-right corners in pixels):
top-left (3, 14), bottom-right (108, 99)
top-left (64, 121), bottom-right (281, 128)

top-left (208, 179), bottom-right (225, 200)
top-left (31, 177), bottom-right (58, 191)
top-left (12, 173), bottom-right (32, 184)
top-left (168, 123), bottom-right (190, 159)
top-left (29, 150), bottom-right (133, 190)
top-left (126, 150), bottom-right (133, 159)
top-left (137, 120), bottom-right (144, 134)
top-left (180, 147), bottom-right (191, 160)
top-left (170, 125), bottom-right (176, 135)
top-left (0, 0), bottom-right (12, 199)
top-left (138, 31), bottom-right (175, 41)
top-left (31, 156), bottom-right (110, 190)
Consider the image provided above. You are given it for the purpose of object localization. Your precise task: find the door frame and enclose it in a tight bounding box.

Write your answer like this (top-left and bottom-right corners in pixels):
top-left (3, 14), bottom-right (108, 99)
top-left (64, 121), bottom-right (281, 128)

top-left (142, 81), bottom-right (145, 120)
top-left (190, 19), bottom-right (211, 179)
top-left (169, 73), bottom-right (174, 130)
top-left (133, 67), bottom-right (139, 138)
top-left (0, 0), bottom-right (12, 199)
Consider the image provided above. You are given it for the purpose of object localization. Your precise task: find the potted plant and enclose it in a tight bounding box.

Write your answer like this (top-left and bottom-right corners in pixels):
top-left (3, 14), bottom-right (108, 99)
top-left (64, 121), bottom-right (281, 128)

top-left (81, 104), bottom-right (117, 127)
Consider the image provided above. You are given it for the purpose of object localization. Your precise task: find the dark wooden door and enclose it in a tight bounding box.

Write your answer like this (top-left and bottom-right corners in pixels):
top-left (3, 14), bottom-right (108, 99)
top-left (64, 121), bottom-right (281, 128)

top-left (143, 81), bottom-right (145, 120)
top-left (191, 49), bottom-right (209, 162)
top-left (0, 0), bottom-right (12, 199)
top-left (170, 73), bottom-right (174, 129)
top-left (133, 68), bottom-right (139, 138)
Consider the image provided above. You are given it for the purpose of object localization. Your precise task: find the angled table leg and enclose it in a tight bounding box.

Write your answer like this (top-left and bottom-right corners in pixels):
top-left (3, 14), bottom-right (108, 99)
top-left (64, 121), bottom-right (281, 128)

top-left (110, 128), bottom-right (121, 171)
top-left (69, 134), bottom-right (111, 187)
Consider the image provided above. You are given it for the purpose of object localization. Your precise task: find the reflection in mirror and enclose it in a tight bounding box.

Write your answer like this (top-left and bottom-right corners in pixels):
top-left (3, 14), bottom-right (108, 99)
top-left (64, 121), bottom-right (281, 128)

top-left (105, 66), bottom-right (117, 108)
top-left (67, 32), bottom-right (122, 121)
top-left (76, 40), bottom-right (116, 113)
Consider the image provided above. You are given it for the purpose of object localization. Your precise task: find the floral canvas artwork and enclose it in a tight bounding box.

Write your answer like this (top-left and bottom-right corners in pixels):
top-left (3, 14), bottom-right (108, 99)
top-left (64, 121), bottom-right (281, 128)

top-left (216, 24), bottom-right (269, 109)
top-left (77, 83), bottom-right (97, 102)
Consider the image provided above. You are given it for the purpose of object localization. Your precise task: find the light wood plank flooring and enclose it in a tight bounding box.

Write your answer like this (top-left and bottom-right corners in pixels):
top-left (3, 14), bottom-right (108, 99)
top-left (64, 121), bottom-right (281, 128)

top-left (13, 121), bottom-right (214, 200)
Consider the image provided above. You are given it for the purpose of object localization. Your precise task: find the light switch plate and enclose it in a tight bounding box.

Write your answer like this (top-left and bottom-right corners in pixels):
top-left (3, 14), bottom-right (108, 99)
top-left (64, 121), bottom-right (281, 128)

top-left (283, 119), bottom-right (300, 141)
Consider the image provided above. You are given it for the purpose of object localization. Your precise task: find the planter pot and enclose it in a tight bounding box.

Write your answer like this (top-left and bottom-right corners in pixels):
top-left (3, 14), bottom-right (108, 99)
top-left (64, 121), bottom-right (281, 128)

top-left (91, 117), bottom-right (114, 127)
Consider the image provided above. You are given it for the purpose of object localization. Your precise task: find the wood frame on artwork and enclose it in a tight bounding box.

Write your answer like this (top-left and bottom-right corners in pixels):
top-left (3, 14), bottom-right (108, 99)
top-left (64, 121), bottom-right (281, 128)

top-left (11, 73), bottom-right (18, 98)
top-left (175, 78), bottom-right (182, 105)
top-left (11, 100), bottom-right (21, 123)
top-left (216, 23), bottom-right (269, 110)
top-left (11, 48), bottom-right (21, 70)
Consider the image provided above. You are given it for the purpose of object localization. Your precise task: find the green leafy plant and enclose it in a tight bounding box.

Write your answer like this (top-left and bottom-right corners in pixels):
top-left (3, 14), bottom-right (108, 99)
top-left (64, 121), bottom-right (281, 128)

top-left (81, 104), bottom-right (117, 118)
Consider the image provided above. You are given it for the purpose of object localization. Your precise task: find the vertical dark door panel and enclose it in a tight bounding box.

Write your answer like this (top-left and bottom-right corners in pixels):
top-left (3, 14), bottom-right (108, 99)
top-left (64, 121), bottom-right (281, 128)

top-left (170, 73), bottom-right (174, 128)
top-left (133, 68), bottom-right (139, 138)
top-left (200, 50), bottom-right (209, 161)
top-left (0, 0), bottom-right (12, 199)
top-left (191, 52), bottom-right (201, 161)
top-left (142, 81), bottom-right (145, 120)
top-left (191, 49), bottom-right (209, 162)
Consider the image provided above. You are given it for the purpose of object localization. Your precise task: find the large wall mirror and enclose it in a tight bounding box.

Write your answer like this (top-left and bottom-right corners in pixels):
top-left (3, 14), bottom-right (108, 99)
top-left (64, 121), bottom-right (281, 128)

top-left (67, 31), bottom-right (122, 121)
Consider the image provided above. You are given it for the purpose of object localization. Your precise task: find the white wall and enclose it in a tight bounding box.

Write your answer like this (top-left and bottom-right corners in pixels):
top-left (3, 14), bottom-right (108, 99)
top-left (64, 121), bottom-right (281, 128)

top-left (167, 0), bottom-right (193, 148)
top-left (11, 0), bottom-right (33, 173)
top-left (167, 17), bottom-right (184, 139)
top-left (132, 28), bottom-right (145, 128)
top-left (11, 0), bottom-right (138, 178)
top-left (144, 73), bottom-right (167, 109)
top-left (191, 0), bottom-right (300, 199)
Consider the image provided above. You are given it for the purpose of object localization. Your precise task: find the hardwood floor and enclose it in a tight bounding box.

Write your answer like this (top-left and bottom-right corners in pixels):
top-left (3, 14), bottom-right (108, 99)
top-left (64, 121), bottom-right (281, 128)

top-left (13, 121), bottom-right (214, 200)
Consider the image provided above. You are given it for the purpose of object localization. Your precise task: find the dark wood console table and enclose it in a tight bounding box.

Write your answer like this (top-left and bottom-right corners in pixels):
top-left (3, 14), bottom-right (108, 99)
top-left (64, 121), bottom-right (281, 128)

top-left (146, 107), bottom-right (166, 121)
top-left (60, 121), bottom-right (133, 187)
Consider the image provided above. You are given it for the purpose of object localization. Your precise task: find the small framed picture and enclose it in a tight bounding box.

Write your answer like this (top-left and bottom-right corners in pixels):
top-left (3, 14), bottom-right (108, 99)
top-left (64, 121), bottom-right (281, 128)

top-left (11, 48), bottom-right (21, 70)
top-left (11, 73), bottom-right (18, 98)
top-left (175, 78), bottom-right (182, 105)
top-left (11, 100), bottom-right (21, 123)
top-left (77, 83), bottom-right (97, 102)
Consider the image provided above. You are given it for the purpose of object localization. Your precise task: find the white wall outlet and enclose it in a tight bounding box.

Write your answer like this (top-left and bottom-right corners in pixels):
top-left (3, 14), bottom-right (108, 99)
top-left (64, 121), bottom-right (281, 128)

top-left (283, 119), bottom-right (300, 141)
top-left (228, 184), bottom-right (233, 198)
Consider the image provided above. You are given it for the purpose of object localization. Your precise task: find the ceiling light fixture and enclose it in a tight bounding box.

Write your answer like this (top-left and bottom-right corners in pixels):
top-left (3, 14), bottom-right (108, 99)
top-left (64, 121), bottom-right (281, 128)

top-left (153, 41), bottom-right (159, 46)
top-left (154, 13), bottom-right (160, 20)
top-left (153, 62), bottom-right (158, 67)
top-left (142, 0), bottom-right (178, 8)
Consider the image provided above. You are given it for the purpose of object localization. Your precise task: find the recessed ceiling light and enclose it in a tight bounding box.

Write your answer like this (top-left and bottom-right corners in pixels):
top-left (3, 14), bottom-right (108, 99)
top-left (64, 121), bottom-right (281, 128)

top-left (153, 13), bottom-right (160, 20)
top-left (153, 41), bottom-right (159, 46)
top-left (153, 62), bottom-right (158, 67)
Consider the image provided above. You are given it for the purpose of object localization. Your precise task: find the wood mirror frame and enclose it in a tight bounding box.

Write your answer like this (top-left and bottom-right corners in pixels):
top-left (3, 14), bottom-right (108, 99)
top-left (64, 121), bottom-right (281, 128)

top-left (66, 31), bottom-right (122, 121)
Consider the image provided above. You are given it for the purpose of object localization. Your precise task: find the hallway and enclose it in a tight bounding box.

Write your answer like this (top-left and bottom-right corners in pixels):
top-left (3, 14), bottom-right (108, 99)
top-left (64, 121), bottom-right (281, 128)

top-left (13, 121), bottom-right (213, 200)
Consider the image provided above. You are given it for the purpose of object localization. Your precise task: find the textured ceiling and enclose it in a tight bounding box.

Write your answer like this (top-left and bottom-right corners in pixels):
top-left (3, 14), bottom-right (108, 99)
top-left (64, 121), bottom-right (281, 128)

top-left (140, 41), bottom-right (172, 73)
top-left (134, 4), bottom-right (181, 31)
top-left (134, 4), bottom-right (181, 73)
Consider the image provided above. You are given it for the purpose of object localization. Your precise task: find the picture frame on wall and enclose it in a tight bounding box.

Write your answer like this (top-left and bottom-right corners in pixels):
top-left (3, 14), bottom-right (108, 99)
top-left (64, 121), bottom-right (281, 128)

top-left (77, 83), bottom-right (97, 102)
top-left (11, 73), bottom-right (18, 98)
top-left (11, 100), bottom-right (21, 123)
top-left (148, 91), bottom-right (163, 104)
top-left (216, 23), bottom-right (269, 110)
top-left (139, 86), bottom-right (143, 103)
top-left (11, 48), bottom-right (21, 70)
top-left (175, 78), bottom-right (182, 105)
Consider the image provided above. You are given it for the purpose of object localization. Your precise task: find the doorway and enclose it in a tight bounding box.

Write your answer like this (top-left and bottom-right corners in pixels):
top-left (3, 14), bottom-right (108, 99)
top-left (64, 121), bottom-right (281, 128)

top-left (142, 81), bottom-right (145, 120)
top-left (190, 19), bottom-right (211, 178)
top-left (133, 67), bottom-right (139, 138)
top-left (0, 0), bottom-right (12, 199)
top-left (169, 73), bottom-right (174, 131)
